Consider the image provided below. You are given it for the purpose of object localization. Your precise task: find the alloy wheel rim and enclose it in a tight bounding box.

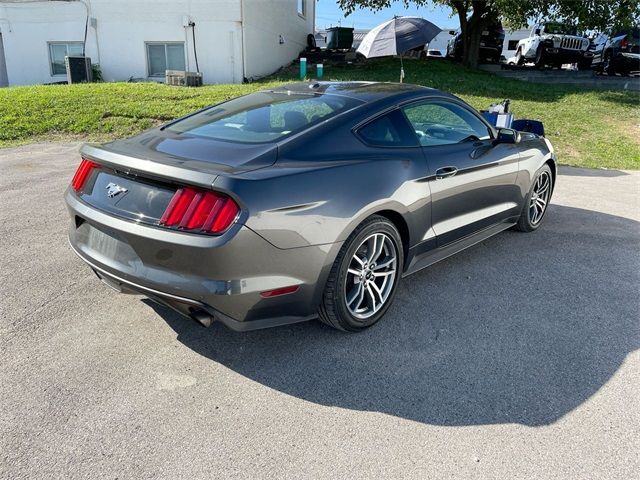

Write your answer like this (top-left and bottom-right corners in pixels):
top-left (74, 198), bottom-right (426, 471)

top-left (528, 171), bottom-right (551, 225)
top-left (344, 233), bottom-right (397, 320)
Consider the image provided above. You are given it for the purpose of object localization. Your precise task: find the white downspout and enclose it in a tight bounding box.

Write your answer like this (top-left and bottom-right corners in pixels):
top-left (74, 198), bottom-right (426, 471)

top-left (240, 0), bottom-right (247, 81)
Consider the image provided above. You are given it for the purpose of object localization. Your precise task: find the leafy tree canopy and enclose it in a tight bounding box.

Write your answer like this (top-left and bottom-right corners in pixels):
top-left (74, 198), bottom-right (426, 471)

top-left (336, 0), bottom-right (640, 33)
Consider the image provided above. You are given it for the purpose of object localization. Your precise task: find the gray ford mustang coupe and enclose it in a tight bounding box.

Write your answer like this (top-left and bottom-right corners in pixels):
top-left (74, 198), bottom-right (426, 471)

top-left (66, 81), bottom-right (556, 332)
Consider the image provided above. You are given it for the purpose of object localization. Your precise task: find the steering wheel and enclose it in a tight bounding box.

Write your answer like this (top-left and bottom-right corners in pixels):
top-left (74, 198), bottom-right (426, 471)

top-left (425, 126), bottom-right (450, 138)
top-left (458, 134), bottom-right (480, 143)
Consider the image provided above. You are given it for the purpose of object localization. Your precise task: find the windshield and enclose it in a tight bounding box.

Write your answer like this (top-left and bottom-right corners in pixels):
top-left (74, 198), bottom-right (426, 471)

top-left (165, 91), bottom-right (361, 144)
top-left (544, 23), bottom-right (577, 35)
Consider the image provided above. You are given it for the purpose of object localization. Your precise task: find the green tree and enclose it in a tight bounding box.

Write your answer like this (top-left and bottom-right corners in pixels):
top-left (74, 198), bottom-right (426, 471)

top-left (336, 0), bottom-right (640, 67)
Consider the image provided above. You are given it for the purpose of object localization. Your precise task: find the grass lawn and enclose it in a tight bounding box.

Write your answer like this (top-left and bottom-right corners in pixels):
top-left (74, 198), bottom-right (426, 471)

top-left (1, 58), bottom-right (638, 169)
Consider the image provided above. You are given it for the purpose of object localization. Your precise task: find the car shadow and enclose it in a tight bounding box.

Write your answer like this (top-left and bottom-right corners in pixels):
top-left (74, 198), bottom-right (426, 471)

top-left (145, 204), bottom-right (639, 427)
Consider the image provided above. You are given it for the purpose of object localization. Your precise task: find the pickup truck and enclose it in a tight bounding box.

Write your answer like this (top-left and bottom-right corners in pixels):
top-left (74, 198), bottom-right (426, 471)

top-left (515, 22), bottom-right (593, 69)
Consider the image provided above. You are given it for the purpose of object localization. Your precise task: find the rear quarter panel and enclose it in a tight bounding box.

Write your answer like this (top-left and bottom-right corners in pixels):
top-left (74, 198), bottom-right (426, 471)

top-left (214, 116), bottom-right (432, 250)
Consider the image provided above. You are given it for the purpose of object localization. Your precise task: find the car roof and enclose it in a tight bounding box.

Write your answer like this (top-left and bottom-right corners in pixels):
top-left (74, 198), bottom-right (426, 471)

top-left (266, 81), bottom-right (455, 103)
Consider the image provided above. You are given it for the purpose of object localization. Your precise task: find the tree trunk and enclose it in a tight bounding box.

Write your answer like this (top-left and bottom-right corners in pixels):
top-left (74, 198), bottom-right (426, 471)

top-left (463, 22), bottom-right (484, 68)
top-left (456, 1), bottom-right (497, 69)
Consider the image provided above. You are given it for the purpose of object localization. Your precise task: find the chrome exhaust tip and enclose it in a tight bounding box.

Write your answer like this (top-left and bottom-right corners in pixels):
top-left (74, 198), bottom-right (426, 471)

top-left (190, 310), bottom-right (214, 328)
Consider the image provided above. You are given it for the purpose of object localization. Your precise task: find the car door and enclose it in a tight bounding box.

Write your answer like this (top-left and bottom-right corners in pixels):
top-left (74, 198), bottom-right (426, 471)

top-left (401, 98), bottom-right (521, 246)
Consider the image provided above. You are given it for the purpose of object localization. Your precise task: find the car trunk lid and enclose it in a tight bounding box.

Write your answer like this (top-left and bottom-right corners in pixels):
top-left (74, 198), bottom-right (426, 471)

top-left (75, 129), bottom-right (275, 229)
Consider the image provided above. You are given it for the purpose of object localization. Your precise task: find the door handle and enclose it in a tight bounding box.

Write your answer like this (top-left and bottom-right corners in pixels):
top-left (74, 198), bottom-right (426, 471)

top-left (435, 166), bottom-right (458, 179)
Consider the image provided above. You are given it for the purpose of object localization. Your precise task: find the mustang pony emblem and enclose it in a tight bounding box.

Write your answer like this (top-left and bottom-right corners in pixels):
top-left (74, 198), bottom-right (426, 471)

top-left (105, 182), bottom-right (128, 198)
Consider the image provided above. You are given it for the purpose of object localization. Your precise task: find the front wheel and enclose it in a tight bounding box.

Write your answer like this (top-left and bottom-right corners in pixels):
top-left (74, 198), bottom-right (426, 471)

top-left (603, 50), bottom-right (616, 75)
top-left (514, 165), bottom-right (553, 232)
top-left (319, 216), bottom-right (403, 332)
top-left (534, 47), bottom-right (546, 68)
top-left (515, 48), bottom-right (525, 66)
top-left (578, 58), bottom-right (593, 70)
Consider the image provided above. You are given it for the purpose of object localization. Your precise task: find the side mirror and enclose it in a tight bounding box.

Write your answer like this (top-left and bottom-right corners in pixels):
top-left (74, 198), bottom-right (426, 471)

top-left (494, 128), bottom-right (521, 145)
top-left (535, 28), bottom-right (541, 35)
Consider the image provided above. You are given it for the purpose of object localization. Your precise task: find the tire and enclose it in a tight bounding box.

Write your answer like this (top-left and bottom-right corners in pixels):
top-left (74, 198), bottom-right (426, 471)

top-left (603, 50), bottom-right (616, 75)
top-left (578, 58), bottom-right (592, 70)
top-left (534, 46), bottom-right (546, 68)
top-left (515, 48), bottom-right (525, 66)
top-left (319, 215), bottom-right (403, 332)
top-left (514, 164), bottom-right (553, 232)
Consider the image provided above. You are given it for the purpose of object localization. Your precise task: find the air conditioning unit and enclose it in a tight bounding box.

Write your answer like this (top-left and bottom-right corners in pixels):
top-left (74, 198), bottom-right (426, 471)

top-left (165, 70), bottom-right (203, 87)
top-left (65, 56), bottom-right (93, 84)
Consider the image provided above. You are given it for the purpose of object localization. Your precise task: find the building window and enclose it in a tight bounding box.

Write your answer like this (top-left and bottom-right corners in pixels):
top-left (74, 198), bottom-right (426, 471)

top-left (146, 42), bottom-right (186, 77)
top-left (297, 0), bottom-right (306, 17)
top-left (48, 42), bottom-right (84, 76)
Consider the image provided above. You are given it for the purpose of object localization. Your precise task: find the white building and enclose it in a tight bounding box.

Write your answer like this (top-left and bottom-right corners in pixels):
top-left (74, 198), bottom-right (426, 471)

top-left (0, 0), bottom-right (315, 87)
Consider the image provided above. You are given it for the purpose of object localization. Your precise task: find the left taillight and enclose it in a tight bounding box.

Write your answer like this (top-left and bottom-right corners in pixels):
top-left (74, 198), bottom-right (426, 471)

top-left (71, 158), bottom-right (98, 192)
top-left (159, 187), bottom-right (240, 235)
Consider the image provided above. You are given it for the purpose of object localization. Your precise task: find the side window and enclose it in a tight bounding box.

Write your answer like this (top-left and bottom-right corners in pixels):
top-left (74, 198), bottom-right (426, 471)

top-left (357, 109), bottom-right (418, 147)
top-left (49, 42), bottom-right (84, 75)
top-left (146, 42), bottom-right (186, 77)
top-left (402, 101), bottom-right (492, 147)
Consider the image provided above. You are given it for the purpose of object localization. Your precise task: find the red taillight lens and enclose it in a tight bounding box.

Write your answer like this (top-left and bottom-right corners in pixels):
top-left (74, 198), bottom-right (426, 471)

top-left (160, 187), bottom-right (239, 234)
top-left (71, 158), bottom-right (98, 192)
top-left (621, 37), bottom-right (629, 49)
top-left (260, 286), bottom-right (300, 298)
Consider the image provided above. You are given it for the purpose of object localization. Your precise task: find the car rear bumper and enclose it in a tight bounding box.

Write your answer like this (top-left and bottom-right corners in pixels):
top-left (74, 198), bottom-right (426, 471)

top-left (66, 188), bottom-right (339, 330)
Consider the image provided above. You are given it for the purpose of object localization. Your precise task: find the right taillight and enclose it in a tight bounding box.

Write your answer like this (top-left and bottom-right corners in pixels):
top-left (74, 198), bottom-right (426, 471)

top-left (71, 158), bottom-right (98, 192)
top-left (159, 187), bottom-right (240, 234)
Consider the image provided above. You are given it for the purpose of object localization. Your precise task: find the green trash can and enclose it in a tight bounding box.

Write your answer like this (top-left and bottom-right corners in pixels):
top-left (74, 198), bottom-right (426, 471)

top-left (326, 27), bottom-right (354, 50)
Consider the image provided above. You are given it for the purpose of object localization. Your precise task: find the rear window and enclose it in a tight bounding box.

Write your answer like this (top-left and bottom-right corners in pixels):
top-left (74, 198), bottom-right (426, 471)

top-left (165, 91), bottom-right (361, 144)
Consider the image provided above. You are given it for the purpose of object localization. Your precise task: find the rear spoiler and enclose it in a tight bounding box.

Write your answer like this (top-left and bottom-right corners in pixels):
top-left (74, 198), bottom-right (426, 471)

top-left (79, 144), bottom-right (218, 189)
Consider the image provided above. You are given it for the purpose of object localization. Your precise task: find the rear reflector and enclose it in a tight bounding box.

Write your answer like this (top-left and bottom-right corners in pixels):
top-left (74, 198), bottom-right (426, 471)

top-left (71, 158), bottom-right (98, 192)
top-left (160, 187), bottom-right (239, 234)
top-left (260, 286), bottom-right (300, 298)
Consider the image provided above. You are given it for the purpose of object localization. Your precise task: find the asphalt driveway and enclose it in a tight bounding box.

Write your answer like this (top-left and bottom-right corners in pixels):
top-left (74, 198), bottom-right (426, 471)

top-left (1, 142), bottom-right (639, 479)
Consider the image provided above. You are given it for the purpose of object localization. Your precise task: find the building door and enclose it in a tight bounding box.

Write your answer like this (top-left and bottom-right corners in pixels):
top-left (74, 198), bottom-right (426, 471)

top-left (0, 33), bottom-right (8, 87)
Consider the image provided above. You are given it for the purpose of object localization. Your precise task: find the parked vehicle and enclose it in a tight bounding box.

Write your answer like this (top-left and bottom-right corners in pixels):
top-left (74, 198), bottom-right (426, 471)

top-left (515, 22), bottom-right (593, 69)
top-left (588, 32), bottom-right (609, 70)
top-left (592, 27), bottom-right (640, 75)
top-left (446, 21), bottom-right (505, 64)
top-left (66, 82), bottom-right (557, 332)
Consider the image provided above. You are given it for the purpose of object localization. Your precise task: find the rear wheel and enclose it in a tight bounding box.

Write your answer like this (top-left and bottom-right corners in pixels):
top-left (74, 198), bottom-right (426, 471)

top-left (514, 165), bottom-right (553, 232)
top-left (319, 216), bottom-right (402, 332)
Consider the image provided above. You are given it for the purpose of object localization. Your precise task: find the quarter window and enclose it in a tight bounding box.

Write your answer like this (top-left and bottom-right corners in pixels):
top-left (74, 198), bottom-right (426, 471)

top-left (49, 42), bottom-right (84, 75)
top-left (402, 101), bottom-right (492, 147)
top-left (297, 0), bottom-right (306, 17)
top-left (146, 42), bottom-right (186, 77)
top-left (357, 110), bottom-right (419, 147)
